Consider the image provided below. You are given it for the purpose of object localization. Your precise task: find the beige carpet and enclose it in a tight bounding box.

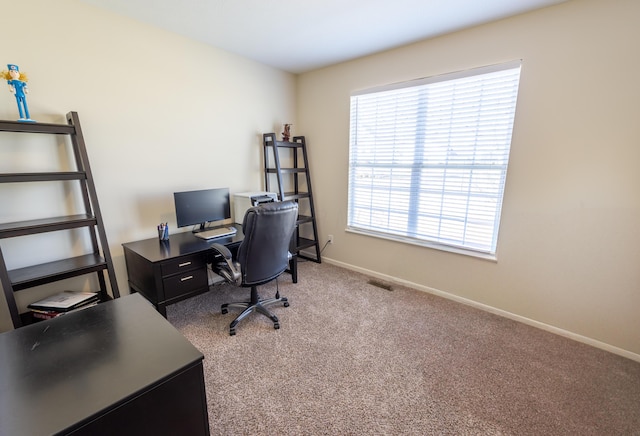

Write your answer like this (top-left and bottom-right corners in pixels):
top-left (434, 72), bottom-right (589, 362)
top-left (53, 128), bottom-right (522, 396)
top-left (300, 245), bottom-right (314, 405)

top-left (167, 261), bottom-right (640, 435)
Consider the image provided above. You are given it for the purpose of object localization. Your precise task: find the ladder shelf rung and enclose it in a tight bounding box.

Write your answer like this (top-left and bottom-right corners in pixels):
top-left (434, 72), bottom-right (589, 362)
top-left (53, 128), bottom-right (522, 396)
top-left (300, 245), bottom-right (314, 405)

top-left (295, 237), bottom-right (317, 251)
top-left (8, 253), bottom-right (107, 291)
top-left (0, 119), bottom-right (75, 135)
top-left (283, 192), bottom-right (310, 201)
top-left (0, 172), bottom-right (86, 183)
top-left (266, 168), bottom-right (306, 174)
top-left (298, 252), bottom-right (321, 262)
top-left (0, 215), bottom-right (97, 238)
top-left (264, 140), bottom-right (303, 149)
top-left (296, 214), bottom-right (314, 225)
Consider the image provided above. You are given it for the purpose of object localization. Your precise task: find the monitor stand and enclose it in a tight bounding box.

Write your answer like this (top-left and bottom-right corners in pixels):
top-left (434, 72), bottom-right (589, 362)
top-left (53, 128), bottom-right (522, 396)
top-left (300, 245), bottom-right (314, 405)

top-left (192, 222), bottom-right (207, 233)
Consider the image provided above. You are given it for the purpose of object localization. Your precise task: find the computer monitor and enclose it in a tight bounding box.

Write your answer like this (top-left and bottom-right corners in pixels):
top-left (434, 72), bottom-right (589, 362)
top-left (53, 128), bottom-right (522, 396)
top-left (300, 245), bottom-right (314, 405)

top-left (173, 187), bottom-right (231, 232)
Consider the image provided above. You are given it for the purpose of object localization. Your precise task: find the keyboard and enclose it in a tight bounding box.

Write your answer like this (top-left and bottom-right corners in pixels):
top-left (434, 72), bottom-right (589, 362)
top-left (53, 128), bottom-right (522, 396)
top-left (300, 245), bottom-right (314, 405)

top-left (194, 227), bottom-right (237, 240)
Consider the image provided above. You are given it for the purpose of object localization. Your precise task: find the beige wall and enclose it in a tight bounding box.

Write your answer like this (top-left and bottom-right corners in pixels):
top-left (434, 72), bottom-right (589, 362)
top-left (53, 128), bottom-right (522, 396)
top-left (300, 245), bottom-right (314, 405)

top-left (297, 0), bottom-right (640, 358)
top-left (0, 0), bottom-right (295, 330)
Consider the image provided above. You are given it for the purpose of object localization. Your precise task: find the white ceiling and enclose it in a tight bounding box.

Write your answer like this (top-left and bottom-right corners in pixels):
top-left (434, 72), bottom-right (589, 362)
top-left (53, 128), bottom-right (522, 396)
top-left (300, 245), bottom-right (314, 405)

top-left (81, 0), bottom-right (566, 74)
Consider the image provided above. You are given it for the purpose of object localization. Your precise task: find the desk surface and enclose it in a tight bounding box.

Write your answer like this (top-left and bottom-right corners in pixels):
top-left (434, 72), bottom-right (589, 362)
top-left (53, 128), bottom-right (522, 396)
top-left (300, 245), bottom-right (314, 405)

top-left (122, 223), bottom-right (244, 263)
top-left (0, 293), bottom-right (205, 435)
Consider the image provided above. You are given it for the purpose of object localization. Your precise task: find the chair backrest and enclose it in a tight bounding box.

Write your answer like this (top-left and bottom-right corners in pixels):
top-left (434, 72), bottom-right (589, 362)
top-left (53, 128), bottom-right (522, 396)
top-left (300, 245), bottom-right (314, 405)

top-left (237, 201), bottom-right (298, 286)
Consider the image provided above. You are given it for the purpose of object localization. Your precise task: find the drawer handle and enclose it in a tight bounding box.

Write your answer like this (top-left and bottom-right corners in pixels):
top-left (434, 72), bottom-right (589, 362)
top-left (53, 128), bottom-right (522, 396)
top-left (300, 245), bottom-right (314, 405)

top-left (181, 275), bottom-right (194, 282)
top-left (178, 261), bottom-right (192, 267)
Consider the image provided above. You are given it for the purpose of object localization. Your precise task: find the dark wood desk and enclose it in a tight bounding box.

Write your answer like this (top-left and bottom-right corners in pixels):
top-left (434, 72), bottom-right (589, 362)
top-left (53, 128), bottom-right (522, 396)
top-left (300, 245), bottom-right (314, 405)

top-left (123, 224), bottom-right (299, 317)
top-left (122, 224), bottom-right (244, 317)
top-left (0, 293), bottom-right (209, 436)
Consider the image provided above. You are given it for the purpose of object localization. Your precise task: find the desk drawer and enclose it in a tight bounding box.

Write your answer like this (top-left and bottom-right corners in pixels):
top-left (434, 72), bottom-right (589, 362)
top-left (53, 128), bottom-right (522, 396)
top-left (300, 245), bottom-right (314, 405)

top-left (161, 254), bottom-right (204, 277)
top-left (163, 267), bottom-right (208, 300)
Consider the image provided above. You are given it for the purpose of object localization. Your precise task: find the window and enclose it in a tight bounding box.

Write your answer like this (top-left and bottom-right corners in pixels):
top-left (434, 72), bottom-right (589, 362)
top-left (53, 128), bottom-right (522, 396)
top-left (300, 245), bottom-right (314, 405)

top-left (348, 61), bottom-right (521, 258)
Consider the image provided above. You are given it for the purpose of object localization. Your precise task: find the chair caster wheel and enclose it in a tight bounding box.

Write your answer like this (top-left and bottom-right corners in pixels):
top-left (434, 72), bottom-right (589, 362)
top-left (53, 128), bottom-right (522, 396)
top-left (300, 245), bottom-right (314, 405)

top-left (274, 323), bottom-right (280, 330)
top-left (283, 301), bottom-right (289, 307)
top-left (229, 328), bottom-right (236, 336)
top-left (222, 307), bottom-right (228, 314)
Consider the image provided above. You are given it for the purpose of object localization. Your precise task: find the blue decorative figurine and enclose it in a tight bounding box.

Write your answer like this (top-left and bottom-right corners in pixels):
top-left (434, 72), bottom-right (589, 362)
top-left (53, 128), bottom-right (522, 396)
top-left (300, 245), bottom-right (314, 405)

top-left (2, 64), bottom-right (34, 122)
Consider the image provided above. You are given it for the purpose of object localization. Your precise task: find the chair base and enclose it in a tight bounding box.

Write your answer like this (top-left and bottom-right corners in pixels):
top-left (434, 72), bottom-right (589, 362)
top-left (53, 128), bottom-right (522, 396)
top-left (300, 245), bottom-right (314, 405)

top-left (221, 286), bottom-right (289, 336)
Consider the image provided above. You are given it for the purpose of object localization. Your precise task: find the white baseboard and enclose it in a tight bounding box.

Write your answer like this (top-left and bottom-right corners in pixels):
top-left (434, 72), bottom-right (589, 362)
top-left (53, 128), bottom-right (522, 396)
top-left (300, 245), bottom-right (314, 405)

top-left (322, 257), bottom-right (640, 363)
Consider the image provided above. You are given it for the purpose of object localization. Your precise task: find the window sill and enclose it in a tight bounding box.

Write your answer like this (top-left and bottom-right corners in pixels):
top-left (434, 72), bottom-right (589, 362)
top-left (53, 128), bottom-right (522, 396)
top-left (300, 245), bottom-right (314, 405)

top-left (345, 227), bottom-right (498, 262)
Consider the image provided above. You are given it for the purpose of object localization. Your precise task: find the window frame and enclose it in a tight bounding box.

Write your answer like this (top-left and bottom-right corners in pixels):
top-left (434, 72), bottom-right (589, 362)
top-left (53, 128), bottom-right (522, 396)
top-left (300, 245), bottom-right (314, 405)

top-left (347, 61), bottom-right (522, 260)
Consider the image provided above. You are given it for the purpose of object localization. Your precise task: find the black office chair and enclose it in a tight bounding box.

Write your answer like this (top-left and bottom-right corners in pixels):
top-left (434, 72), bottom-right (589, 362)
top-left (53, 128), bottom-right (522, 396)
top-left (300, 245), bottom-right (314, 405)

top-left (210, 201), bottom-right (298, 335)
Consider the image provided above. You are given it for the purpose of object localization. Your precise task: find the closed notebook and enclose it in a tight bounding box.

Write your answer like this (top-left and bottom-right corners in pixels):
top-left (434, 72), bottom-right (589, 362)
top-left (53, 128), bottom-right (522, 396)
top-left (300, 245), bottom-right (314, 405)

top-left (28, 291), bottom-right (98, 312)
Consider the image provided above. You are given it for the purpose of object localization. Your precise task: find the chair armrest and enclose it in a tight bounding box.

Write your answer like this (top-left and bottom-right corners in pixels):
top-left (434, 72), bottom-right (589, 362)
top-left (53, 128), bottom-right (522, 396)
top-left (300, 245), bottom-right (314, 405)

top-left (211, 243), bottom-right (233, 260)
top-left (210, 243), bottom-right (241, 285)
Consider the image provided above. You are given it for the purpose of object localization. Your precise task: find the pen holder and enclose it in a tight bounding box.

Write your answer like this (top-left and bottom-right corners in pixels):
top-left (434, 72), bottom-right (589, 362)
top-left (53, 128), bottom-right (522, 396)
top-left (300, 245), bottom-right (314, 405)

top-left (158, 223), bottom-right (169, 241)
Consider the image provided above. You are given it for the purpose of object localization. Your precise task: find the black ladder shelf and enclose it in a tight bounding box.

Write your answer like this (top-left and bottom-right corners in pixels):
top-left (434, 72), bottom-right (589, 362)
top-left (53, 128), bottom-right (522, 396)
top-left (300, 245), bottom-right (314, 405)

top-left (263, 133), bottom-right (321, 265)
top-left (0, 112), bottom-right (120, 328)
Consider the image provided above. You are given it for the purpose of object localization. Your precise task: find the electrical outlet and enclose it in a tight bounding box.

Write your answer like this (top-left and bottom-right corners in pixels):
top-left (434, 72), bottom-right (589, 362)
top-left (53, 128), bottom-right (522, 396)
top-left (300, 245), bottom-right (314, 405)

top-left (328, 234), bottom-right (334, 244)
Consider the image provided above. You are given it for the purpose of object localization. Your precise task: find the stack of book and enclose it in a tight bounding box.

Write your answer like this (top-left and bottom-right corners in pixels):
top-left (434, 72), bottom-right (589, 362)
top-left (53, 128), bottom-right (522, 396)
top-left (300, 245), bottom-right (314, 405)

top-left (28, 291), bottom-right (99, 320)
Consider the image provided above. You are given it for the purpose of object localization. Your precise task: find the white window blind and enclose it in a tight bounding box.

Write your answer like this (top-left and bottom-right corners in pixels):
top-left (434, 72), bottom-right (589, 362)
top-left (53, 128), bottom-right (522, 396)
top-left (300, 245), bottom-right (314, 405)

top-left (348, 61), bottom-right (521, 256)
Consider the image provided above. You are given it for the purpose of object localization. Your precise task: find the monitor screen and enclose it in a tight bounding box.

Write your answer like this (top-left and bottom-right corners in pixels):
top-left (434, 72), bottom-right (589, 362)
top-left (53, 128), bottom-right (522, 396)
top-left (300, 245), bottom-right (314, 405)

top-left (174, 187), bottom-right (231, 231)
